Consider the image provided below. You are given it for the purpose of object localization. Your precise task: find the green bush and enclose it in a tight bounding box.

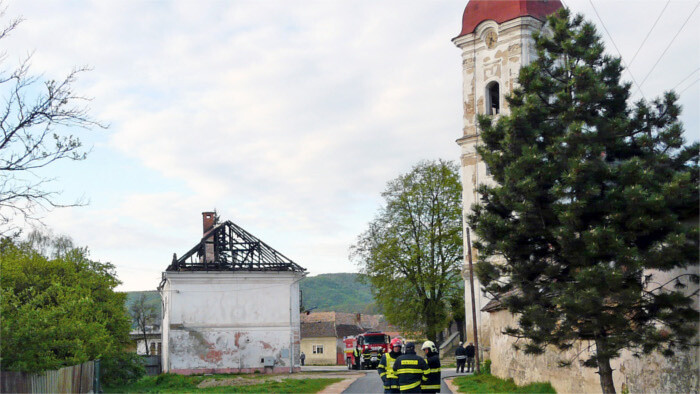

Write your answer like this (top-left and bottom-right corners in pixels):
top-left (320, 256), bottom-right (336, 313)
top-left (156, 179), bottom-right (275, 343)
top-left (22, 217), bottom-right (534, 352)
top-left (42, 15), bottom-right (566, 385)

top-left (101, 352), bottom-right (145, 387)
top-left (477, 359), bottom-right (492, 375)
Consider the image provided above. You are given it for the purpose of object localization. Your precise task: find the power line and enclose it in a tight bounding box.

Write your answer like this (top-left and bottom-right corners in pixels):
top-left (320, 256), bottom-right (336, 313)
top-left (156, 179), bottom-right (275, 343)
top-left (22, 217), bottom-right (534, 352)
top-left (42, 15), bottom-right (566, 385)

top-left (588, 0), bottom-right (646, 100)
top-left (678, 78), bottom-right (699, 97)
top-left (673, 68), bottom-right (700, 91)
top-left (637, 2), bottom-right (700, 92)
top-left (627, 0), bottom-right (670, 68)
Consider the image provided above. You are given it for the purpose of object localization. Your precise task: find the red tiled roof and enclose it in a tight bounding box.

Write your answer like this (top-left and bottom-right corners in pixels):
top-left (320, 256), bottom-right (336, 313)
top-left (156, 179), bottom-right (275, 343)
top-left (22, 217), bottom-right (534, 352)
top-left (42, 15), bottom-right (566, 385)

top-left (457, 0), bottom-right (563, 37)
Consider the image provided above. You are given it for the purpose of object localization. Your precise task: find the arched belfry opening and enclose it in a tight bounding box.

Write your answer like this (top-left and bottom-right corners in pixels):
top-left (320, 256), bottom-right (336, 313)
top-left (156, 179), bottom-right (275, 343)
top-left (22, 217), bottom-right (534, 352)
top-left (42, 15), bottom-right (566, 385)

top-left (486, 81), bottom-right (500, 115)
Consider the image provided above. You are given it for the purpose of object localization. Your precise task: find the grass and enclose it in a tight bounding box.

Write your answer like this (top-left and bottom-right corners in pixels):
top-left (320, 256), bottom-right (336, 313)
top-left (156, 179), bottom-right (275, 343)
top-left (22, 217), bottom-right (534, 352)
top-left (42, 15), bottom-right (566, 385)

top-left (452, 374), bottom-right (556, 394)
top-left (104, 373), bottom-right (343, 393)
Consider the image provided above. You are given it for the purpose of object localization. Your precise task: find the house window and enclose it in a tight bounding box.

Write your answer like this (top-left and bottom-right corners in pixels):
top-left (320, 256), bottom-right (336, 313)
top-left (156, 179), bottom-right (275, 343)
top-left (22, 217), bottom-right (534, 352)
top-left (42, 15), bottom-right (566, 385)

top-left (486, 81), bottom-right (500, 115)
top-left (150, 342), bottom-right (156, 355)
top-left (312, 345), bottom-right (324, 354)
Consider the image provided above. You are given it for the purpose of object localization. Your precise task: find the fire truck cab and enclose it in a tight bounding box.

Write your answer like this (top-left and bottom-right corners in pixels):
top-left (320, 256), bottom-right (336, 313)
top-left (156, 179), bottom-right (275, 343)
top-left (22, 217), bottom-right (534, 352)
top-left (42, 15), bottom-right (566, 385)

top-left (343, 331), bottom-right (391, 370)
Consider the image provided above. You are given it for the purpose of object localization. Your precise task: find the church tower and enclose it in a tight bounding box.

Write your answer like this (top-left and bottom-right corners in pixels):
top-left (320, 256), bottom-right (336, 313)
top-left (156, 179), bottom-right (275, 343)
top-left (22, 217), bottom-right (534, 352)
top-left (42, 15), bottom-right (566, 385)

top-left (452, 0), bottom-right (562, 352)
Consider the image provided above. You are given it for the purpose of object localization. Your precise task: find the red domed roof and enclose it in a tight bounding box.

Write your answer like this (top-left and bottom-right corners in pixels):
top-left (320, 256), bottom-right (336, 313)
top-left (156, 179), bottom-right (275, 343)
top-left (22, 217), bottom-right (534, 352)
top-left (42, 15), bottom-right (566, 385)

top-left (457, 0), bottom-right (563, 37)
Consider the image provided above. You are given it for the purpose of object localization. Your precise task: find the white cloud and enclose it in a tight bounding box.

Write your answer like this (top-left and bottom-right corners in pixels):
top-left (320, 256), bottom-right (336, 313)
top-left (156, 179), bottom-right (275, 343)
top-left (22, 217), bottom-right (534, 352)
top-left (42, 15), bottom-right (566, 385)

top-left (4, 0), bottom-right (698, 291)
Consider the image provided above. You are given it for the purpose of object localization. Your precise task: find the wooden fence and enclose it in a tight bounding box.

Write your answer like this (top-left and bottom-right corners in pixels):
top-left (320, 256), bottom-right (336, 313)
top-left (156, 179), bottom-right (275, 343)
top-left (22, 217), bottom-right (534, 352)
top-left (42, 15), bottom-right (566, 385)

top-left (1, 360), bottom-right (97, 393)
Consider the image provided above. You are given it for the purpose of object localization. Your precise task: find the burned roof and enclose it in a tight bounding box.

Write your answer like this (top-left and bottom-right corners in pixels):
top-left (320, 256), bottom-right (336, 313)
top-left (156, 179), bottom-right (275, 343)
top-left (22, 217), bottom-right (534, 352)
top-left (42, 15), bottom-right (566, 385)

top-left (167, 220), bottom-right (305, 272)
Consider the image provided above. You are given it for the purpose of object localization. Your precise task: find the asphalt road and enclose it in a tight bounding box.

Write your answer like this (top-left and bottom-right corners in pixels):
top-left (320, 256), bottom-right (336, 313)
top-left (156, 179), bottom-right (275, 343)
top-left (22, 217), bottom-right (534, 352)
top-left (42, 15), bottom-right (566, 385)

top-left (342, 368), bottom-right (473, 393)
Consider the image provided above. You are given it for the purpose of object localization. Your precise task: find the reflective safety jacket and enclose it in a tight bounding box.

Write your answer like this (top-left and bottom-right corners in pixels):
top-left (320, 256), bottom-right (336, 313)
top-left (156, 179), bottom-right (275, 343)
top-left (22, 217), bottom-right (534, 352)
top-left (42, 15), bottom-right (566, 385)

top-left (421, 351), bottom-right (441, 393)
top-left (353, 348), bottom-right (361, 363)
top-left (377, 351), bottom-right (400, 391)
top-left (393, 351), bottom-right (428, 393)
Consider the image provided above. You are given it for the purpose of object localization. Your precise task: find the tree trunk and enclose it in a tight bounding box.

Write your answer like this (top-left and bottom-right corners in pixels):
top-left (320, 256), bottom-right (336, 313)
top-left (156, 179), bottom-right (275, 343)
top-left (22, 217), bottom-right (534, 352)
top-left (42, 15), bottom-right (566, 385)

top-left (595, 339), bottom-right (616, 394)
top-left (424, 300), bottom-right (438, 343)
top-left (143, 328), bottom-right (150, 356)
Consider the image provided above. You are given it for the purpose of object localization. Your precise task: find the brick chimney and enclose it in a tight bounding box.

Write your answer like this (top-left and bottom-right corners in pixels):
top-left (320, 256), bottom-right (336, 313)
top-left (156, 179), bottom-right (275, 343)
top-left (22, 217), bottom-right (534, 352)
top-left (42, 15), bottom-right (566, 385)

top-left (202, 211), bottom-right (216, 264)
top-left (202, 211), bottom-right (216, 234)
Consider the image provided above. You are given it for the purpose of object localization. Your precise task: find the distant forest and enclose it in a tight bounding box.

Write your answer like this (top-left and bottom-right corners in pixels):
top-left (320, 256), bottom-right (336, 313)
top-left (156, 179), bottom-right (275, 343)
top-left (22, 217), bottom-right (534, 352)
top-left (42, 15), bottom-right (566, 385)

top-left (124, 272), bottom-right (379, 315)
top-left (300, 273), bottom-right (379, 314)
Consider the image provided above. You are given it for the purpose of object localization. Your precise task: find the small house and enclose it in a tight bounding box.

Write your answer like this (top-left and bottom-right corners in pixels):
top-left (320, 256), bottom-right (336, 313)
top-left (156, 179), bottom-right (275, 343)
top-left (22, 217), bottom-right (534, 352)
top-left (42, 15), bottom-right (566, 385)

top-left (159, 212), bottom-right (306, 374)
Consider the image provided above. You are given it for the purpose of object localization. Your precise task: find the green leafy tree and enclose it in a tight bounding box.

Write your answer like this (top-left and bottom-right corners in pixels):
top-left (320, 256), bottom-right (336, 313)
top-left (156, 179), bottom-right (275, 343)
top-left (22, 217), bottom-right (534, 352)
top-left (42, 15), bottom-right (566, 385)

top-left (468, 9), bottom-right (698, 394)
top-left (0, 234), bottom-right (131, 372)
top-left (352, 160), bottom-right (463, 342)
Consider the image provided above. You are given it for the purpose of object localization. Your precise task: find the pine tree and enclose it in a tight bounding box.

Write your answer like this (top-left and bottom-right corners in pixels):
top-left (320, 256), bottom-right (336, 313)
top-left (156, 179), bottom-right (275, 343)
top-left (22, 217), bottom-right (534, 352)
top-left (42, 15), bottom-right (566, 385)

top-left (468, 9), bottom-right (698, 394)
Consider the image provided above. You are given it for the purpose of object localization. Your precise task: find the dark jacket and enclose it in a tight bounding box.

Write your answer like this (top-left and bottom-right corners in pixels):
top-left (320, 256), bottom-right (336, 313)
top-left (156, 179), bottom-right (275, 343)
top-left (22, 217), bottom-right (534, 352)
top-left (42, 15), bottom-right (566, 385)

top-left (393, 350), bottom-right (428, 393)
top-left (421, 351), bottom-right (441, 393)
top-left (465, 344), bottom-right (475, 358)
top-left (377, 350), bottom-right (401, 392)
top-left (455, 346), bottom-right (466, 359)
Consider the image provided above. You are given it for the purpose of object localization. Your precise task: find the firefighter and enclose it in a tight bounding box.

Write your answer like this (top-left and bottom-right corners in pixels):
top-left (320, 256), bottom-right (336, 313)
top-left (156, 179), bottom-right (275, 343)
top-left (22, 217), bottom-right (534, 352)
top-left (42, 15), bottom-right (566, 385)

top-left (353, 344), bottom-right (362, 370)
top-left (393, 342), bottom-right (427, 393)
top-left (421, 341), bottom-right (441, 393)
top-left (378, 338), bottom-right (403, 393)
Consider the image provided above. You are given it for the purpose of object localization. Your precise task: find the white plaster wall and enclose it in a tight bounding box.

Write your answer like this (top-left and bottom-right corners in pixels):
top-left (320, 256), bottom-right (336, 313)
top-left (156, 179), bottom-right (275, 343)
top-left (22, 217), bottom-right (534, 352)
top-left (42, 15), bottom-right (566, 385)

top-left (161, 271), bottom-right (303, 373)
top-left (488, 307), bottom-right (699, 394)
top-left (160, 280), bottom-right (170, 370)
top-left (455, 16), bottom-right (544, 361)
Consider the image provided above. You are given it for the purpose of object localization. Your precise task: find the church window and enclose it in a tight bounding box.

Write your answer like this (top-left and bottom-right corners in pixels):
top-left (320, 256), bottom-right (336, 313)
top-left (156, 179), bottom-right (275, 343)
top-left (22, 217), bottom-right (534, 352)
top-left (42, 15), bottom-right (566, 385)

top-left (486, 81), bottom-right (500, 115)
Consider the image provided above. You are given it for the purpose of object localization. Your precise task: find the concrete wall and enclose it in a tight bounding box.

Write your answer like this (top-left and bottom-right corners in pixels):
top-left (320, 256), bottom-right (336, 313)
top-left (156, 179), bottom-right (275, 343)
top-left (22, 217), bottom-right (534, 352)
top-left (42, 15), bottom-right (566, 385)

top-left (300, 337), bottom-right (337, 365)
top-left (486, 264), bottom-right (699, 394)
top-left (160, 271), bottom-right (303, 374)
top-left (488, 309), bottom-right (699, 394)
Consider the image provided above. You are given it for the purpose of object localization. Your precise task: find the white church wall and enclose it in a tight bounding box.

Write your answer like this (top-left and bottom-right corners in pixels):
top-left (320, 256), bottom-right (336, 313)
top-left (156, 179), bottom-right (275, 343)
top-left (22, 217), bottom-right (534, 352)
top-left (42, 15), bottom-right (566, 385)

top-left (456, 16), bottom-right (545, 358)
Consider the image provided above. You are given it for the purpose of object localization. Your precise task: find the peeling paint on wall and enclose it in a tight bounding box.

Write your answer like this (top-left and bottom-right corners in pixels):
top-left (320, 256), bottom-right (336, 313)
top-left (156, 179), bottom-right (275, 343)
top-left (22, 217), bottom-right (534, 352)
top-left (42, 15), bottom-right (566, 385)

top-left (161, 271), bottom-right (304, 374)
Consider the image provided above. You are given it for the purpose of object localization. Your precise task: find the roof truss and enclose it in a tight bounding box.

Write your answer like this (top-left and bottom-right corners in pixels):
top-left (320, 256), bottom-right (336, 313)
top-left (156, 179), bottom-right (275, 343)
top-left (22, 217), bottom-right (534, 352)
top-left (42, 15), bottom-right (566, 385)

top-left (167, 220), bottom-right (305, 272)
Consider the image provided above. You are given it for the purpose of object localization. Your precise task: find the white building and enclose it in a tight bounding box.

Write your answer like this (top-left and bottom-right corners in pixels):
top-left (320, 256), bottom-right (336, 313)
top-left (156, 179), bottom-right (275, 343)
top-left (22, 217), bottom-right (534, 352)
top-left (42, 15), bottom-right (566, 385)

top-left (159, 212), bottom-right (306, 374)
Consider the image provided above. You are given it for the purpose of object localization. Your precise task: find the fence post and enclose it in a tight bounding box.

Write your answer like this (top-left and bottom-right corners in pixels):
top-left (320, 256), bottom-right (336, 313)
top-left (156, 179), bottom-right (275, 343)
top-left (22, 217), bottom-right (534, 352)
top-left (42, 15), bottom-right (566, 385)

top-left (93, 359), bottom-right (101, 393)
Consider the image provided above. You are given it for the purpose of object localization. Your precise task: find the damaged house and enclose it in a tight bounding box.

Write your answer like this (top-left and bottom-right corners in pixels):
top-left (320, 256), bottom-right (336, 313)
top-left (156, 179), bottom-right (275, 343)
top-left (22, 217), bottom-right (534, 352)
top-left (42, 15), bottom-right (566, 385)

top-left (159, 212), bottom-right (306, 374)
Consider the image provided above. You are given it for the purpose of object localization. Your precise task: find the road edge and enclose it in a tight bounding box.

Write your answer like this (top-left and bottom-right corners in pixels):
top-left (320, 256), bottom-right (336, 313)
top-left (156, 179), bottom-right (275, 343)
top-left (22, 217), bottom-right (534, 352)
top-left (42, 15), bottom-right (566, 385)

top-left (317, 373), bottom-right (366, 394)
top-left (444, 377), bottom-right (460, 393)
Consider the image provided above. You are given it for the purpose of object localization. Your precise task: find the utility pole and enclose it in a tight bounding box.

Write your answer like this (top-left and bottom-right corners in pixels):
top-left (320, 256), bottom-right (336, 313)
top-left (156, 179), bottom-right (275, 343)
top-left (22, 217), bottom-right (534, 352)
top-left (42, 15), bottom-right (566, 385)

top-left (466, 228), bottom-right (480, 373)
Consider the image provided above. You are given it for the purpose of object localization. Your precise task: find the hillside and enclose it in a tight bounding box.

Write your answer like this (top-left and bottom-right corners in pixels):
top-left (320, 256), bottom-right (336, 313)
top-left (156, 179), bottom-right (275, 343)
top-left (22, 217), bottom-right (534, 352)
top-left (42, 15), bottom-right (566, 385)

top-left (123, 273), bottom-right (378, 316)
top-left (300, 273), bottom-right (379, 314)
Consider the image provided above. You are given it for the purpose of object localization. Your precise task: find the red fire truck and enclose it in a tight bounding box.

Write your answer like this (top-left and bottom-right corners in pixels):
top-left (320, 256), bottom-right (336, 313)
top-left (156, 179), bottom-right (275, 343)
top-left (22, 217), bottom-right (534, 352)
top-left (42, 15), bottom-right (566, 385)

top-left (343, 331), bottom-right (391, 369)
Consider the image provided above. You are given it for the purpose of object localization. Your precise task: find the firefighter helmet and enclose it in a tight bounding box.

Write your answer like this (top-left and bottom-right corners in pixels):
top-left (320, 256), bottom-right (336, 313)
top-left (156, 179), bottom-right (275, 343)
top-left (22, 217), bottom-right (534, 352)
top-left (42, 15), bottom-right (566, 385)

top-left (390, 338), bottom-right (403, 349)
top-left (405, 342), bottom-right (416, 352)
top-left (421, 340), bottom-right (437, 353)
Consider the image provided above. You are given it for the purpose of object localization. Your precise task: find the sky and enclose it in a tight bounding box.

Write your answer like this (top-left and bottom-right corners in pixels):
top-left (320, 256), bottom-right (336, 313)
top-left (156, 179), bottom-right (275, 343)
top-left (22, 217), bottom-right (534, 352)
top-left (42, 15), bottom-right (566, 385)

top-left (3, 0), bottom-right (698, 291)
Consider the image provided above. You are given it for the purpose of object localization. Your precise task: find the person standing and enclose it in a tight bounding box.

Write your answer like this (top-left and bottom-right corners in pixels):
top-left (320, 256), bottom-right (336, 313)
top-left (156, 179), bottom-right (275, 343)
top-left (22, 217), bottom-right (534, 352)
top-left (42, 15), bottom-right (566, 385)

top-left (455, 342), bottom-right (466, 373)
top-left (300, 352), bottom-right (305, 366)
top-left (353, 344), bottom-right (362, 370)
top-left (465, 342), bottom-right (476, 373)
top-left (377, 338), bottom-right (403, 393)
top-left (420, 341), bottom-right (441, 393)
top-left (393, 342), bottom-right (427, 393)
